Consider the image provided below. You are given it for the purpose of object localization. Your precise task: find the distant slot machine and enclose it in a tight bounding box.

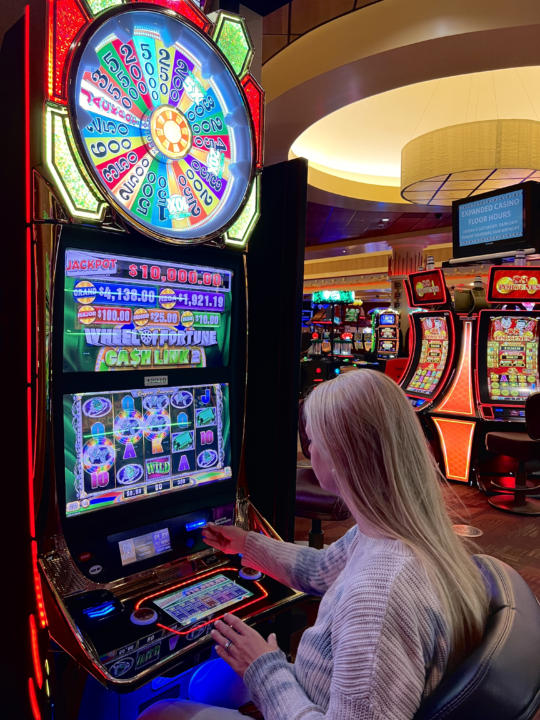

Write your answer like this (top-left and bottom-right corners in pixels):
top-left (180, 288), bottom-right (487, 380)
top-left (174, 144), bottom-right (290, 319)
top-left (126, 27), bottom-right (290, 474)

top-left (372, 309), bottom-right (400, 359)
top-left (399, 270), bottom-right (458, 412)
top-left (476, 269), bottom-right (540, 420)
top-left (10, 1), bottom-right (303, 716)
top-left (431, 267), bottom-right (540, 486)
top-left (428, 182), bottom-right (540, 486)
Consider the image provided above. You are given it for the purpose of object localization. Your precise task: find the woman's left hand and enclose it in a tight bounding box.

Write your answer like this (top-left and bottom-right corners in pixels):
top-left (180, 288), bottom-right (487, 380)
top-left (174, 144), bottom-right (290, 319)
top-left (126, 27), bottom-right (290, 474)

top-left (211, 614), bottom-right (279, 676)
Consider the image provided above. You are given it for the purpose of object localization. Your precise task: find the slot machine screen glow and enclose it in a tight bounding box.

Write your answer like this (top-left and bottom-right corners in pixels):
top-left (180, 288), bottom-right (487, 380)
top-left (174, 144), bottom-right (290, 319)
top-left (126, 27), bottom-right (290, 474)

top-left (486, 316), bottom-right (539, 402)
top-left (63, 249), bottom-right (232, 372)
top-left (405, 316), bottom-right (449, 397)
top-left (63, 383), bottom-right (231, 517)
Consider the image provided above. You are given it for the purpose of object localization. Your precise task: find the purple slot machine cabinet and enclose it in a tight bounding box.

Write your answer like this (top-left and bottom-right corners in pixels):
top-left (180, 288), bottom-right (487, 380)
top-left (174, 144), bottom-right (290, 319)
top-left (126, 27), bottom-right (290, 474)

top-left (399, 270), bottom-right (459, 412)
top-left (14, 1), bottom-right (302, 716)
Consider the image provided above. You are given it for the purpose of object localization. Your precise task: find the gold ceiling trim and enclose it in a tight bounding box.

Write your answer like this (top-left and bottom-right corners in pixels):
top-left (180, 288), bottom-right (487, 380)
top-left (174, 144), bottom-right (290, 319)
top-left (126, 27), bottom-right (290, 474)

top-left (401, 119), bottom-right (540, 205)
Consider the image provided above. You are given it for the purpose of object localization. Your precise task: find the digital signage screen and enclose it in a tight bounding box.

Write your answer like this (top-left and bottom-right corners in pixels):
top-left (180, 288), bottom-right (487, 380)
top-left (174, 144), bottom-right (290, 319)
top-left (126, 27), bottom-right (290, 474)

top-left (452, 183), bottom-right (540, 259)
top-left (63, 383), bottom-right (231, 517)
top-left (63, 249), bottom-right (232, 372)
top-left (485, 315), bottom-right (539, 403)
top-left (405, 316), bottom-right (449, 397)
top-left (457, 188), bottom-right (523, 249)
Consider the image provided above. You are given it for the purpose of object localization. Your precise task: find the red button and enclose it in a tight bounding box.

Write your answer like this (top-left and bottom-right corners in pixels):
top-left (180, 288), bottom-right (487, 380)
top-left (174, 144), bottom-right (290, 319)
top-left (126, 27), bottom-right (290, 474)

top-left (79, 552), bottom-right (92, 563)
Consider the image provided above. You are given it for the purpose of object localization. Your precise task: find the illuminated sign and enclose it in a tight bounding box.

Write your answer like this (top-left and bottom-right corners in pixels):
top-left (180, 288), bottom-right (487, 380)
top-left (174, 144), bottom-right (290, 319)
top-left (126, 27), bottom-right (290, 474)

top-left (407, 270), bottom-right (448, 307)
top-left (488, 267), bottom-right (540, 302)
top-left (312, 290), bottom-right (355, 303)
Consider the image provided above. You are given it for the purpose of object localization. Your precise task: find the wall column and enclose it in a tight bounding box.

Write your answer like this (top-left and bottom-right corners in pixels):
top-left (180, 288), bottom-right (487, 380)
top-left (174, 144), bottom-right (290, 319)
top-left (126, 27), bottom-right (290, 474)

top-left (387, 237), bottom-right (428, 352)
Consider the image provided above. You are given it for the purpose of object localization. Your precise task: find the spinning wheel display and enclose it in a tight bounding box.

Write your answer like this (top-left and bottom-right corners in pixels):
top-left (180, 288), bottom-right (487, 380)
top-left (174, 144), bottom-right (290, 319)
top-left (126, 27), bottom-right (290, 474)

top-left (70, 7), bottom-right (255, 243)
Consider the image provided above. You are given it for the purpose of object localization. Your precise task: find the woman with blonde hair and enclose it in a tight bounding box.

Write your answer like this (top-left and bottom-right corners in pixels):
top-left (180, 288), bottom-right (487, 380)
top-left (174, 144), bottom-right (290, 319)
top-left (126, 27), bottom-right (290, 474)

top-left (140, 370), bottom-right (488, 720)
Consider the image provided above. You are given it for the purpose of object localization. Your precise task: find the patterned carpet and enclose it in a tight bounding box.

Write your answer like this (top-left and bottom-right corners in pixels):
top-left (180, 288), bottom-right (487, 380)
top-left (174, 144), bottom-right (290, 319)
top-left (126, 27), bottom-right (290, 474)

top-left (295, 481), bottom-right (540, 597)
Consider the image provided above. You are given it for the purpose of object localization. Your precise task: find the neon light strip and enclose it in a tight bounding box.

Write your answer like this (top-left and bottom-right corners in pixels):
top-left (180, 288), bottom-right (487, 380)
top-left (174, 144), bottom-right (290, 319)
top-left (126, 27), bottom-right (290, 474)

top-left (436, 319), bottom-right (475, 416)
top-left (432, 418), bottom-right (475, 482)
top-left (47, 0), bottom-right (54, 100)
top-left (28, 677), bottom-right (41, 720)
top-left (29, 614), bottom-right (43, 689)
top-left (31, 542), bottom-right (48, 628)
top-left (136, 567), bottom-right (268, 636)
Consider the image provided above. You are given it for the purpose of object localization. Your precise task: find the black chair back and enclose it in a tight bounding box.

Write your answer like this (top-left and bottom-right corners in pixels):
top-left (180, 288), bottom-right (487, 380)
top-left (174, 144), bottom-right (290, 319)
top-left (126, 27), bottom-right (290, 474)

top-left (526, 392), bottom-right (540, 440)
top-left (414, 555), bottom-right (540, 720)
top-left (298, 399), bottom-right (311, 459)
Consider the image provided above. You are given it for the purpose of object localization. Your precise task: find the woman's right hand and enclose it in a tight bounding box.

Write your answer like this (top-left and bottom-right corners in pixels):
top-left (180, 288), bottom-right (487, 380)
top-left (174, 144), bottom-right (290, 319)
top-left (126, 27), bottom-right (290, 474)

top-left (202, 522), bottom-right (248, 555)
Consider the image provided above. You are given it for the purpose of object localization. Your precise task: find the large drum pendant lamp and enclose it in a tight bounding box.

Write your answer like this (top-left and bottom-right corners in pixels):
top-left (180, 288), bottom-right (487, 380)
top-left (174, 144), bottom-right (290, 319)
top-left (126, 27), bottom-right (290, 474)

top-left (401, 119), bottom-right (540, 205)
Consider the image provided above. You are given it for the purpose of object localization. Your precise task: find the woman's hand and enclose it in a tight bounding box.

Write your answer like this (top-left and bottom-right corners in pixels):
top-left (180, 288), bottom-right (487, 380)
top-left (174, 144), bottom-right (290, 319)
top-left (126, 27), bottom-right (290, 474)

top-left (202, 523), bottom-right (248, 555)
top-left (211, 614), bottom-right (279, 676)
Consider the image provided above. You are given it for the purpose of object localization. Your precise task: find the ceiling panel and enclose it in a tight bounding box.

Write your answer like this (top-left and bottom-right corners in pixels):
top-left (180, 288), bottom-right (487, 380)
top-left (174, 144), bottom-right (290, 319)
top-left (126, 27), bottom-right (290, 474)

top-left (305, 202), bottom-right (452, 247)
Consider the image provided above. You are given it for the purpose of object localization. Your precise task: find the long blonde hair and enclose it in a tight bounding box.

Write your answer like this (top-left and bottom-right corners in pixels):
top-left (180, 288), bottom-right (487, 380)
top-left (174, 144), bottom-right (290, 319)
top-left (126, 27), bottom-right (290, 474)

top-left (304, 369), bottom-right (488, 669)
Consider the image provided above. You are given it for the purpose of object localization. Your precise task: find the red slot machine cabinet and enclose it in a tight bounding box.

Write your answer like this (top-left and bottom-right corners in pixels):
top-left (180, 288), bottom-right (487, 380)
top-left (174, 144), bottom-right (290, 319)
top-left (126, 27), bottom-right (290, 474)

top-left (16, 1), bottom-right (303, 716)
top-left (399, 270), bottom-right (459, 413)
top-left (475, 268), bottom-right (540, 499)
top-left (430, 266), bottom-right (540, 485)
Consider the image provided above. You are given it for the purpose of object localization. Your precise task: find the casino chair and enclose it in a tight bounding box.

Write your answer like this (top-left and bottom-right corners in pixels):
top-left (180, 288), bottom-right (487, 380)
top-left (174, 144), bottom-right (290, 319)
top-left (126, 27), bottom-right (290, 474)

top-left (295, 401), bottom-right (351, 549)
top-left (483, 391), bottom-right (540, 515)
top-left (413, 554), bottom-right (540, 720)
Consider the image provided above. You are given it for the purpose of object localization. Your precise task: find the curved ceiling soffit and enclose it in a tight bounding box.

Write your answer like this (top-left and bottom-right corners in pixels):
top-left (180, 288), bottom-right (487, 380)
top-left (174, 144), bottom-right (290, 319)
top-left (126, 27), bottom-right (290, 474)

top-left (263, 23), bottom-right (540, 172)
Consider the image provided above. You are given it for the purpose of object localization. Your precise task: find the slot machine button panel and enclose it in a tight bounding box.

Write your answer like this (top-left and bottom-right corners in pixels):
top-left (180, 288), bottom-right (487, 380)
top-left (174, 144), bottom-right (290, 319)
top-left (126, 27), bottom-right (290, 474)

top-left (130, 608), bottom-right (158, 626)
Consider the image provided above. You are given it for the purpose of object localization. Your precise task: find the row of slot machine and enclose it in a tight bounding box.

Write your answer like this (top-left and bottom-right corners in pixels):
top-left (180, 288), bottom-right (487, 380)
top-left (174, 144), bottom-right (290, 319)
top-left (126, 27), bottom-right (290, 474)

top-left (305, 303), bottom-right (401, 360)
top-left (300, 305), bottom-right (402, 394)
top-left (6, 2), bottom-right (304, 718)
top-left (301, 302), bottom-right (379, 392)
top-left (397, 267), bottom-right (540, 510)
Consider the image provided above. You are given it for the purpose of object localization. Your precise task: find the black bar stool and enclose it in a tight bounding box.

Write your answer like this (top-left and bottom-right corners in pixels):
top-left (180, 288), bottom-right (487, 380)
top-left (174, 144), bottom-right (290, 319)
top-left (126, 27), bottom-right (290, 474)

top-left (484, 392), bottom-right (540, 515)
top-left (296, 400), bottom-right (351, 548)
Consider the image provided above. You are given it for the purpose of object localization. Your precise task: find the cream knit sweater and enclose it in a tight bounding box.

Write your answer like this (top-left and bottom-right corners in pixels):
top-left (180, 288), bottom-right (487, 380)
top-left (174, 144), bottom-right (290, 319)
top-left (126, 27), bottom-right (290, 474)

top-left (241, 527), bottom-right (449, 720)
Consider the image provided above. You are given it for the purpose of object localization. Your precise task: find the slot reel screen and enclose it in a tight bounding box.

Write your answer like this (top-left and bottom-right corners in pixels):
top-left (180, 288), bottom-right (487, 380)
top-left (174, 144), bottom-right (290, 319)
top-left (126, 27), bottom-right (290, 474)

top-left (64, 383), bottom-right (231, 517)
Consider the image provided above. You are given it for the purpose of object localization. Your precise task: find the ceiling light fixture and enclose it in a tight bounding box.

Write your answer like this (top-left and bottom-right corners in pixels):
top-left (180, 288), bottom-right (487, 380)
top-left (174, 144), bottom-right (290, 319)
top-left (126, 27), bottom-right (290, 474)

top-left (401, 119), bottom-right (540, 206)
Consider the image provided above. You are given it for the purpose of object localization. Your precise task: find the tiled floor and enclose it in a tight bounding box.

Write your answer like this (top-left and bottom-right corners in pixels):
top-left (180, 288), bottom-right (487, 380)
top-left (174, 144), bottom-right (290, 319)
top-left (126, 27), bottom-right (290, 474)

top-left (294, 481), bottom-right (540, 597)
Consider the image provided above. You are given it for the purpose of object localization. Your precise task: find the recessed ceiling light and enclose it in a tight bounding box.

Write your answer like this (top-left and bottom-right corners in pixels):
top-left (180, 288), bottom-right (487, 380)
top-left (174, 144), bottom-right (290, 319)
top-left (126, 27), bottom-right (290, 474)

top-left (381, 218), bottom-right (390, 222)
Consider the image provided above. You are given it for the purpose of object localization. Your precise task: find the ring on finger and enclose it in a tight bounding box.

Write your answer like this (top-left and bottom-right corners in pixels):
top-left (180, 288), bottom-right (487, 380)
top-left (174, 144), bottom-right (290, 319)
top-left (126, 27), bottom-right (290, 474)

top-left (224, 639), bottom-right (232, 651)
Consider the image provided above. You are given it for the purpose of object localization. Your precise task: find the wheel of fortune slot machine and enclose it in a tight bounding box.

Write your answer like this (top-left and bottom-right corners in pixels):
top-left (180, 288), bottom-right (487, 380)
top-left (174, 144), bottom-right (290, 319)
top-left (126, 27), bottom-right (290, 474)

top-left (8, 2), bottom-right (304, 717)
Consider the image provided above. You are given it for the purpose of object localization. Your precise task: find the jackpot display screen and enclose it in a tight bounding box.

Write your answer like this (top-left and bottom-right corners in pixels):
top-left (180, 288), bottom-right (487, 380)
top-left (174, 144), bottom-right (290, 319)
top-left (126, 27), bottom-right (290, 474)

top-left (379, 313), bottom-right (396, 326)
top-left (63, 383), bottom-right (231, 517)
top-left (63, 249), bottom-right (232, 372)
top-left (486, 316), bottom-right (539, 402)
top-left (405, 316), bottom-right (449, 396)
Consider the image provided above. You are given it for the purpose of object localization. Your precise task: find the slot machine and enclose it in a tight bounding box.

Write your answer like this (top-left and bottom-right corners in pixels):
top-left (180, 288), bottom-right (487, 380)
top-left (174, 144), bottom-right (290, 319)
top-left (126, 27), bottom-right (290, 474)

top-left (360, 327), bottom-right (373, 353)
top-left (12, 1), bottom-right (303, 716)
top-left (372, 309), bottom-right (400, 360)
top-left (399, 270), bottom-right (459, 412)
top-left (430, 266), bottom-right (540, 489)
